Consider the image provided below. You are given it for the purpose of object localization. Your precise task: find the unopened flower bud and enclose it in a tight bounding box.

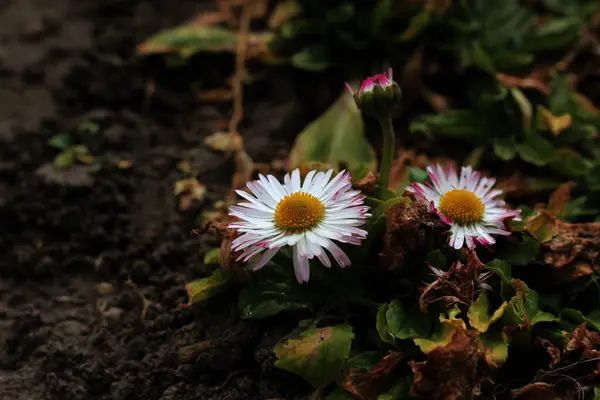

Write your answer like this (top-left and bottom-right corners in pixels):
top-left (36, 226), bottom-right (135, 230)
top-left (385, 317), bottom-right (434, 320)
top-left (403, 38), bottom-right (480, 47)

top-left (345, 69), bottom-right (401, 120)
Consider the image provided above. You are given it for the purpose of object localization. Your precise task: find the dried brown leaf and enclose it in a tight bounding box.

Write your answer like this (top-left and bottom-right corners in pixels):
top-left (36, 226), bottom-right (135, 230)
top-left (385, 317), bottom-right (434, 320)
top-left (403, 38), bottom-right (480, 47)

top-left (496, 70), bottom-right (552, 95)
top-left (409, 327), bottom-right (490, 400)
top-left (338, 352), bottom-right (404, 400)
top-left (536, 338), bottom-right (562, 367)
top-left (381, 201), bottom-right (448, 270)
top-left (419, 250), bottom-right (488, 312)
top-left (512, 382), bottom-right (561, 400)
top-left (174, 177), bottom-right (207, 210)
top-left (540, 221), bottom-right (600, 269)
top-left (547, 182), bottom-right (574, 218)
top-left (566, 323), bottom-right (600, 355)
top-left (354, 172), bottom-right (378, 195)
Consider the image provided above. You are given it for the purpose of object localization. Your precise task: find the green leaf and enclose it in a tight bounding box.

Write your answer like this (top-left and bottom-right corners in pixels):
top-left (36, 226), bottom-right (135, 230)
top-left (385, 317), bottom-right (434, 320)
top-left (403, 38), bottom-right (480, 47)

top-left (486, 259), bottom-right (514, 300)
top-left (408, 167), bottom-right (428, 183)
top-left (468, 292), bottom-right (508, 333)
top-left (531, 311), bottom-right (559, 325)
top-left (325, 389), bottom-right (357, 400)
top-left (560, 308), bottom-right (600, 332)
top-left (53, 149), bottom-right (75, 169)
top-left (526, 17), bottom-right (581, 51)
top-left (587, 164), bottom-right (600, 191)
top-left (410, 110), bottom-right (485, 141)
top-left (500, 235), bottom-right (540, 266)
top-left (400, 9), bottom-right (432, 41)
top-left (274, 324), bottom-right (354, 388)
top-left (238, 281), bottom-right (312, 319)
top-left (48, 134), bottom-right (72, 150)
top-left (376, 303), bottom-right (395, 345)
top-left (185, 268), bottom-right (230, 305)
top-left (493, 136), bottom-right (517, 160)
top-left (468, 41), bottom-right (496, 74)
top-left (549, 148), bottom-right (592, 177)
top-left (414, 306), bottom-right (465, 354)
top-left (526, 210), bottom-right (558, 243)
top-left (377, 376), bottom-right (412, 399)
top-left (517, 139), bottom-right (556, 166)
top-left (291, 46), bottom-right (332, 71)
top-left (137, 24), bottom-right (270, 58)
top-left (288, 91), bottom-right (377, 176)
top-left (203, 248), bottom-right (220, 265)
top-left (386, 300), bottom-right (431, 340)
top-left (503, 279), bottom-right (558, 327)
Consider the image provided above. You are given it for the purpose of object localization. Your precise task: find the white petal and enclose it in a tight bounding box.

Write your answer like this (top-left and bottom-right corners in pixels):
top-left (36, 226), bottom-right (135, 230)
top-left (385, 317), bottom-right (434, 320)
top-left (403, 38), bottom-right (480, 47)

top-left (291, 169), bottom-right (301, 192)
top-left (301, 170), bottom-right (316, 192)
top-left (247, 181), bottom-right (279, 208)
top-left (235, 190), bottom-right (273, 211)
top-left (251, 248), bottom-right (279, 271)
top-left (293, 245), bottom-right (310, 283)
top-left (324, 239), bottom-right (351, 267)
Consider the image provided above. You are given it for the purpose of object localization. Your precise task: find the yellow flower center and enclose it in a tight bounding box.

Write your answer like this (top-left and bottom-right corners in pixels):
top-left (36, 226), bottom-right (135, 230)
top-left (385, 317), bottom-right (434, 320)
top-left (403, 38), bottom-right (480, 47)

top-left (274, 192), bottom-right (325, 233)
top-left (438, 189), bottom-right (485, 225)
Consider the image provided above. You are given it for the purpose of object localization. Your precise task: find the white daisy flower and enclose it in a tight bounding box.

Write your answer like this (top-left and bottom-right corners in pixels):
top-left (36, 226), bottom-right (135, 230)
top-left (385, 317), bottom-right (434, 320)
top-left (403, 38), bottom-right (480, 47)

top-left (406, 164), bottom-right (520, 250)
top-left (228, 169), bottom-right (371, 283)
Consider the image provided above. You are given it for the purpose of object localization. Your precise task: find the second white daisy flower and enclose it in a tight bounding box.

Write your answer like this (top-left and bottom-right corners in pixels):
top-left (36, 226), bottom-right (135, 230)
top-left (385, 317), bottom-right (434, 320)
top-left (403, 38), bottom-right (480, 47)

top-left (229, 169), bottom-right (370, 283)
top-left (406, 164), bottom-right (520, 250)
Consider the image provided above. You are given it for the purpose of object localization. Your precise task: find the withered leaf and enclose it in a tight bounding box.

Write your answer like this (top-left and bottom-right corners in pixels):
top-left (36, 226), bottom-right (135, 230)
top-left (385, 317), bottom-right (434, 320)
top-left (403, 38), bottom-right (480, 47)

top-left (338, 352), bottom-right (404, 400)
top-left (547, 182), bottom-right (574, 218)
top-left (381, 201), bottom-right (447, 270)
top-left (526, 210), bottom-right (558, 243)
top-left (409, 327), bottom-right (490, 400)
top-left (536, 338), bottom-right (561, 367)
top-left (540, 221), bottom-right (600, 271)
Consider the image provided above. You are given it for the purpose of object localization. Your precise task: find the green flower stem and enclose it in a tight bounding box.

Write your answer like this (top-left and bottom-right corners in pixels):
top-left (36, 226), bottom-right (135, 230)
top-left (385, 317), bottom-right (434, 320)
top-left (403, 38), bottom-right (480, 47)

top-left (378, 116), bottom-right (395, 199)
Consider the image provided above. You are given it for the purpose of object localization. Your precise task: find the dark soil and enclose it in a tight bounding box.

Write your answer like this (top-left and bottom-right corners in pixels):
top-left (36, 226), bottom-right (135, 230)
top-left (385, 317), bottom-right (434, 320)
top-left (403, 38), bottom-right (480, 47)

top-left (0, 1), bottom-right (315, 399)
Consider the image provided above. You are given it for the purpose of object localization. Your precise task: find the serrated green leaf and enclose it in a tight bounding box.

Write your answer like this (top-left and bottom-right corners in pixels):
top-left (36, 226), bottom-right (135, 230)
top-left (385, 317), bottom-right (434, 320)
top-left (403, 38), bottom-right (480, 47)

top-left (185, 268), bottom-right (230, 305)
top-left (288, 91), bottom-right (377, 176)
top-left (274, 324), bottom-right (354, 388)
top-left (238, 281), bottom-right (312, 319)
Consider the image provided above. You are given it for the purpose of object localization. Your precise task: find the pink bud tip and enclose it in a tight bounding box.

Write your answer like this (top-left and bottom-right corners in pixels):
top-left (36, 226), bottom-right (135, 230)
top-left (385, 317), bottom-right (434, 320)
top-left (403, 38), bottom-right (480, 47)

top-left (344, 82), bottom-right (354, 96)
